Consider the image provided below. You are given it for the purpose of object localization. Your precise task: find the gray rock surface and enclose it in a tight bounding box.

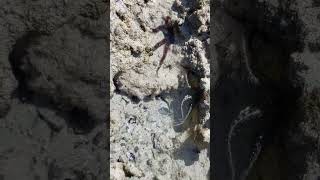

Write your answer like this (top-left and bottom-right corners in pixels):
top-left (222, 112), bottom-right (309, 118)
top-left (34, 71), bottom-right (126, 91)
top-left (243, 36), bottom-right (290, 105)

top-left (110, 0), bottom-right (210, 179)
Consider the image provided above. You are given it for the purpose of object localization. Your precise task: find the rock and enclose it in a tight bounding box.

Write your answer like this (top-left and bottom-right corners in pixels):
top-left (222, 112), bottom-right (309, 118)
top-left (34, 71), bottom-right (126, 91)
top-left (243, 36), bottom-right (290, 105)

top-left (123, 163), bottom-right (143, 177)
top-left (111, 163), bottom-right (126, 180)
top-left (116, 66), bottom-right (181, 100)
top-left (111, 0), bottom-right (210, 179)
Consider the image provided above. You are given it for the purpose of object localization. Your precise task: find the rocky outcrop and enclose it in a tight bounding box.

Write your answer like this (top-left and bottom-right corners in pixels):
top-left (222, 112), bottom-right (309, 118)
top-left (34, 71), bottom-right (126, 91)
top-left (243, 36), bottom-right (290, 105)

top-left (110, 0), bottom-right (210, 179)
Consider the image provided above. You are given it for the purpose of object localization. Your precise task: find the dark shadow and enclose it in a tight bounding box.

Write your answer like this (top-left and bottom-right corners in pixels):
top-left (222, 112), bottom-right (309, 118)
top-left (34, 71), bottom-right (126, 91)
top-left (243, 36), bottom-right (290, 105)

top-left (212, 1), bottom-right (305, 179)
top-left (8, 31), bottom-right (97, 135)
top-left (160, 86), bottom-right (193, 132)
top-left (173, 136), bottom-right (200, 166)
top-left (9, 31), bottom-right (42, 102)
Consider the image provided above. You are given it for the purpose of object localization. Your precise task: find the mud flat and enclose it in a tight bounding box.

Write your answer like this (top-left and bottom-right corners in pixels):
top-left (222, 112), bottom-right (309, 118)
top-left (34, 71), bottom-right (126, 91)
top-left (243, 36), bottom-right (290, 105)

top-left (110, 0), bottom-right (210, 179)
top-left (0, 0), bottom-right (108, 179)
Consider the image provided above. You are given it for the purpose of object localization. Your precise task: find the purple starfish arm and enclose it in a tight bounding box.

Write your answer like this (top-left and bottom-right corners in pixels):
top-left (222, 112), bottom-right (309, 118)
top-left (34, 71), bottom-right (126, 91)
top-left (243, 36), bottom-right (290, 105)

top-left (156, 42), bottom-right (170, 73)
top-left (152, 25), bottom-right (165, 33)
top-left (152, 39), bottom-right (167, 51)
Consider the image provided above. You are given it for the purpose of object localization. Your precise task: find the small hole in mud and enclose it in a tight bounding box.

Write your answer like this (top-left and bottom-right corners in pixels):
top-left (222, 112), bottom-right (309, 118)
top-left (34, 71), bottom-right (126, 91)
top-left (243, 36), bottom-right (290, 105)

top-left (67, 108), bottom-right (95, 134)
top-left (130, 46), bottom-right (141, 57)
top-left (115, 11), bottom-right (125, 21)
top-left (8, 31), bottom-right (41, 101)
top-left (131, 96), bottom-right (140, 103)
top-left (140, 24), bottom-right (146, 32)
top-left (113, 71), bottom-right (123, 92)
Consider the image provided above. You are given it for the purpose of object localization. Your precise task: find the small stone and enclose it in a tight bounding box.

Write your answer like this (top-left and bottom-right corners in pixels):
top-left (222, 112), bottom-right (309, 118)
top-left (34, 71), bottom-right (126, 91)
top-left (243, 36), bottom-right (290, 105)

top-left (111, 163), bottom-right (125, 180)
top-left (123, 163), bottom-right (143, 177)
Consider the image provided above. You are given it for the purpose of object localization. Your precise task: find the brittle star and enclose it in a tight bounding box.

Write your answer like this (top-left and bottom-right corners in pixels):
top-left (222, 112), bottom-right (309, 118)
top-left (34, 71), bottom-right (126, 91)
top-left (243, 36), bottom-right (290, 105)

top-left (215, 32), bottom-right (260, 85)
top-left (148, 16), bottom-right (179, 74)
top-left (227, 107), bottom-right (262, 180)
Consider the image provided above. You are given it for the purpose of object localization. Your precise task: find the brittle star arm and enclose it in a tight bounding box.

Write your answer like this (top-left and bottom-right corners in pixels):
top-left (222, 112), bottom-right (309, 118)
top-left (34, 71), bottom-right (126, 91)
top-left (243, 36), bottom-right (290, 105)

top-left (227, 107), bottom-right (262, 180)
top-left (156, 42), bottom-right (170, 73)
top-left (240, 135), bottom-right (262, 180)
top-left (152, 25), bottom-right (166, 33)
top-left (241, 33), bottom-right (259, 85)
top-left (152, 38), bottom-right (167, 51)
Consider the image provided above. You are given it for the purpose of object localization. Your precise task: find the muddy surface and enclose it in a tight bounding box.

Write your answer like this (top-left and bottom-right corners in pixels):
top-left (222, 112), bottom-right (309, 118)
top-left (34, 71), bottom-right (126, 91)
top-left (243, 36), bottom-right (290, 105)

top-left (0, 0), bottom-right (108, 179)
top-left (212, 0), bottom-right (320, 180)
top-left (2, 0), bottom-right (320, 179)
top-left (110, 0), bottom-right (210, 179)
